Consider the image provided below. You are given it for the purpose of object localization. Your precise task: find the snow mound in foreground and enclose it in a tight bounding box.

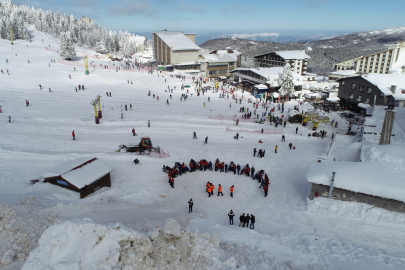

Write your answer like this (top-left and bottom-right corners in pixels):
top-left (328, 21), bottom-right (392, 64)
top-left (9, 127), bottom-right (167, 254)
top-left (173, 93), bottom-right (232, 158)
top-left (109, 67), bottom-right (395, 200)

top-left (22, 218), bottom-right (239, 270)
top-left (0, 197), bottom-right (57, 267)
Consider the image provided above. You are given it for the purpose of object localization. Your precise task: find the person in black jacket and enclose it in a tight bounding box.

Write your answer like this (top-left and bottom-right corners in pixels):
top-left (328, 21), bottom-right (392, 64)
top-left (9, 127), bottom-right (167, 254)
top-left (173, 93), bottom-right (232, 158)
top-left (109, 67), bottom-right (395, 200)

top-left (188, 199), bottom-right (193, 213)
top-left (251, 166), bottom-right (255, 179)
top-left (228, 210), bottom-right (235, 225)
top-left (236, 164), bottom-right (241, 175)
top-left (250, 214), bottom-right (255, 229)
top-left (239, 213), bottom-right (245, 227)
top-left (245, 214), bottom-right (251, 228)
top-left (253, 148), bottom-right (257, 157)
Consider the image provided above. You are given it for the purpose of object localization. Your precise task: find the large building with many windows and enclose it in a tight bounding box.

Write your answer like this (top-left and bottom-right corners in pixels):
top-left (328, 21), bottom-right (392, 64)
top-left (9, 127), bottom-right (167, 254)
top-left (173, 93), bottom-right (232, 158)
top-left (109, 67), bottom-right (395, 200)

top-left (152, 31), bottom-right (201, 70)
top-left (253, 51), bottom-right (310, 76)
top-left (353, 41), bottom-right (405, 74)
top-left (199, 49), bottom-right (242, 78)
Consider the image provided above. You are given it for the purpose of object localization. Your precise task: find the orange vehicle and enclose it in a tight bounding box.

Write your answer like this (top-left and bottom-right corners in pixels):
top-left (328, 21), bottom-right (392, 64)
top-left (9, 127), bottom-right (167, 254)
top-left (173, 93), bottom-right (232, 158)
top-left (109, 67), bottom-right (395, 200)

top-left (118, 137), bottom-right (160, 154)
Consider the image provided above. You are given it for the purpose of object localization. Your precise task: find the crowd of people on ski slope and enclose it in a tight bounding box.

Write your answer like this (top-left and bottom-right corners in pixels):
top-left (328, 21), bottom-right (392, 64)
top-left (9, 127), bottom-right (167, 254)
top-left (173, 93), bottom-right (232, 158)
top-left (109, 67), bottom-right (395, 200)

top-left (228, 211), bottom-right (256, 229)
top-left (164, 158), bottom-right (270, 197)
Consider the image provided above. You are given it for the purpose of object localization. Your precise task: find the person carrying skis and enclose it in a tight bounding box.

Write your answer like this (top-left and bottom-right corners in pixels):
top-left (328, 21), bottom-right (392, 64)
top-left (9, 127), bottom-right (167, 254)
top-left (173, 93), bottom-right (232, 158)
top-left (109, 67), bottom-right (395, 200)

top-left (230, 185), bottom-right (234, 198)
top-left (72, 130), bottom-right (75, 140)
top-left (228, 210), bottom-right (235, 225)
top-left (188, 199), bottom-right (193, 213)
top-left (218, 184), bottom-right (223, 196)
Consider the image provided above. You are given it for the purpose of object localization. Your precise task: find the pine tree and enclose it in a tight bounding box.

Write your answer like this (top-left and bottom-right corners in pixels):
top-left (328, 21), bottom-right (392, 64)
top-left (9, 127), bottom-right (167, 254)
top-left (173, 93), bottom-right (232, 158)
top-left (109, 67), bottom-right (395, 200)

top-left (278, 64), bottom-right (295, 97)
top-left (59, 31), bottom-right (76, 60)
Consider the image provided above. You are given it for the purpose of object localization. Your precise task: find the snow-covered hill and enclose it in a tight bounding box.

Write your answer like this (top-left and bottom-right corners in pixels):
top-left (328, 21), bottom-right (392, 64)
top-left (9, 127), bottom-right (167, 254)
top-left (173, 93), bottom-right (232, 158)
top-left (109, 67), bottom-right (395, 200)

top-left (1, 28), bottom-right (405, 270)
top-left (200, 26), bottom-right (405, 75)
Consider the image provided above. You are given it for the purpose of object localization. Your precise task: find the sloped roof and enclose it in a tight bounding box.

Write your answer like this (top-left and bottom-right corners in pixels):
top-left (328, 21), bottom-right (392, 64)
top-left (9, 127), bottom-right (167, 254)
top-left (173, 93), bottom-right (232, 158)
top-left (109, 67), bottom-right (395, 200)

top-left (200, 53), bottom-right (237, 63)
top-left (362, 73), bottom-right (405, 96)
top-left (274, 51), bottom-right (310, 60)
top-left (41, 158), bottom-right (114, 189)
top-left (230, 67), bottom-right (303, 85)
top-left (153, 32), bottom-right (200, 51)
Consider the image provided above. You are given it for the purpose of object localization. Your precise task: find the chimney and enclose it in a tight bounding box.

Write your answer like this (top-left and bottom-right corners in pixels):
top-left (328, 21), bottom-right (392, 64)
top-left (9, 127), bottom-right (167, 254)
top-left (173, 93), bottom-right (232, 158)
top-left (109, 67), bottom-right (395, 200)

top-left (391, 85), bottom-right (397, 94)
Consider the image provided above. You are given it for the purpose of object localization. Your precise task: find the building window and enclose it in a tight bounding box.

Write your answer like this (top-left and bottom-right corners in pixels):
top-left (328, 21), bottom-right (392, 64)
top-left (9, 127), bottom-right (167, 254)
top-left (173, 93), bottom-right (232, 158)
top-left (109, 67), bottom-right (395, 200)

top-left (359, 85), bottom-right (364, 92)
top-left (229, 62), bottom-right (235, 66)
top-left (357, 95), bottom-right (363, 102)
top-left (209, 70), bottom-right (218, 75)
top-left (93, 180), bottom-right (99, 190)
top-left (366, 87), bottom-right (372, 94)
top-left (365, 97), bottom-right (370, 104)
top-left (341, 80), bottom-right (345, 86)
top-left (351, 83), bottom-right (356, 89)
top-left (349, 92), bottom-right (354, 99)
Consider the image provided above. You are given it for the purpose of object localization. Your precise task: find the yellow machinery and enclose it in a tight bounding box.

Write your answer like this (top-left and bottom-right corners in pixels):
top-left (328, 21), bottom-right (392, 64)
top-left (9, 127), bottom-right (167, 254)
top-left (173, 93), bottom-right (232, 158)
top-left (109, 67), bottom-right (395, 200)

top-left (9, 27), bottom-right (13, 45)
top-left (302, 113), bottom-right (330, 130)
top-left (84, 56), bottom-right (89, 75)
top-left (92, 99), bottom-right (98, 118)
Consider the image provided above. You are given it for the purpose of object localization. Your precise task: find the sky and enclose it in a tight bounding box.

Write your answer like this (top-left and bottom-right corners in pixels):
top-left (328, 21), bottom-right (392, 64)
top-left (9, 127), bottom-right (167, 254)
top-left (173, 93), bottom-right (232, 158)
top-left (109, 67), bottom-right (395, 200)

top-left (11, 0), bottom-right (405, 35)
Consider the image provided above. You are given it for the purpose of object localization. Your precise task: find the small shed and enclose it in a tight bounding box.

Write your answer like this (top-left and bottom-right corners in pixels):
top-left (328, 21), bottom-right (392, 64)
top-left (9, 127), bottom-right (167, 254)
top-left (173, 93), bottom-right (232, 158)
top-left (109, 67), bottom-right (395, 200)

top-left (288, 111), bottom-right (303, 123)
top-left (252, 84), bottom-right (268, 97)
top-left (39, 157), bottom-right (114, 199)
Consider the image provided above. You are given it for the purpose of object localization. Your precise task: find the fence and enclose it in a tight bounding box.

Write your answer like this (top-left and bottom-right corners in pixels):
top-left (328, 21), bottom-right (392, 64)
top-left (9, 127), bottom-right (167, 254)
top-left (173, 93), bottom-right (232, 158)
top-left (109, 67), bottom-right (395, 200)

top-left (208, 114), bottom-right (257, 123)
top-left (226, 126), bottom-right (284, 135)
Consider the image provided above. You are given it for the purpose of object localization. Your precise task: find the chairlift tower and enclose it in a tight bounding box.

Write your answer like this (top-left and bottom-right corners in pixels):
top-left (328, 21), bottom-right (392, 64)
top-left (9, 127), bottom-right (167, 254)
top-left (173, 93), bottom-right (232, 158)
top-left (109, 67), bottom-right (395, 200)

top-left (379, 105), bottom-right (396, 145)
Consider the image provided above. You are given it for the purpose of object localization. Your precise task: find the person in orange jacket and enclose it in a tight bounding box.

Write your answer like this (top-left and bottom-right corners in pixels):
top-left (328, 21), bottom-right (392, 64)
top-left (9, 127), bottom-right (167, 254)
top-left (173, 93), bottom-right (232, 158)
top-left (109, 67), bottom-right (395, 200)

top-left (218, 184), bottom-right (223, 196)
top-left (210, 184), bottom-right (215, 196)
top-left (206, 181), bottom-right (210, 193)
top-left (230, 185), bottom-right (234, 198)
top-left (208, 183), bottom-right (212, 197)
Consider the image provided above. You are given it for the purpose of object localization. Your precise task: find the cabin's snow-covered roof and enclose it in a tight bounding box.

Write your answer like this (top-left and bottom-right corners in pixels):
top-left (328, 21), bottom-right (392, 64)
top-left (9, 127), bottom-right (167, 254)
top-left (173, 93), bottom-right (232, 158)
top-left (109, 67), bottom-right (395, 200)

top-left (154, 32), bottom-right (200, 51)
top-left (41, 158), bottom-right (114, 189)
top-left (329, 70), bottom-right (357, 76)
top-left (253, 84), bottom-right (268, 89)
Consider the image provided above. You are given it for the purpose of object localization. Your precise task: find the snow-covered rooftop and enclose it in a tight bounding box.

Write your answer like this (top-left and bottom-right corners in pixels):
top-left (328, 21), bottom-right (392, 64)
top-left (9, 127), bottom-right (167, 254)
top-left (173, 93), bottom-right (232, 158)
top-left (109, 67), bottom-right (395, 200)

top-left (329, 70), bottom-right (357, 76)
top-left (362, 73), bottom-right (405, 96)
top-left (129, 36), bottom-right (146, 44)
top-left (253, 84), bottom-right (268, 89)
top-left (274, 51), bottom-right (310, 60)
top-left (306, 161), bottom-right (405, 202)
top-left (390, 52), bottom-right (405, 72)
top-left (154, 32), bottom-right (201, 51)
top-left (40, 158), bottom-right (114, 189)
top-left (200, 53), bottom-right (237, 63)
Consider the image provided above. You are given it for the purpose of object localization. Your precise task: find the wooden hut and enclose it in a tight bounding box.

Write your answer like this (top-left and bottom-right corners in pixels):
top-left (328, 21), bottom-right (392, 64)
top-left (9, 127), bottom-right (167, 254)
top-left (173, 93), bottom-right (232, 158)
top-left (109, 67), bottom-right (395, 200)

top-left (288, 111), bottom-right (303, 123)
top-left (39, 157), bottom-right (113, 199)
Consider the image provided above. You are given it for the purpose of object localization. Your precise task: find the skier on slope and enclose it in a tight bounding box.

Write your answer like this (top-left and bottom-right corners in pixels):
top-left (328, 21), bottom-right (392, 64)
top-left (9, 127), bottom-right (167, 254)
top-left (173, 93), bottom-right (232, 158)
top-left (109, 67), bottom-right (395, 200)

top-left (188, 199), bottom-right (193, 213)
top-left (72, 130), bottom-right (75, 140)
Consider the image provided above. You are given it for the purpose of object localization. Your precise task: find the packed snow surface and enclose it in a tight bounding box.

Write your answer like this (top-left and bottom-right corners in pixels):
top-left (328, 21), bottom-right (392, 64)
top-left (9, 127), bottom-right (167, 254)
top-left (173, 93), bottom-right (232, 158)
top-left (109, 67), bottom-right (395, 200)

top-left (0, 28), bottom-right (405, 269)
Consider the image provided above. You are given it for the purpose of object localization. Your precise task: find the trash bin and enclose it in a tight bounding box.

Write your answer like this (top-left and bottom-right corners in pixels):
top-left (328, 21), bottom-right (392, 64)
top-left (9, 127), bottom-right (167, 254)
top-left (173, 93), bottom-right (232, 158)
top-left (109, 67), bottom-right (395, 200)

top-left (95, 117), bottom-right (99, 124)
top-left (98, 111), bottom-right (102, 119)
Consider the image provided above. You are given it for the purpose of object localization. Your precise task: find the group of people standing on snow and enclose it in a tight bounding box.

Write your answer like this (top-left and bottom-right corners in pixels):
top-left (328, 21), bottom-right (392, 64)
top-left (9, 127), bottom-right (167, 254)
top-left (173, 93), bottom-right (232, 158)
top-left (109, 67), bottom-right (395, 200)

top-left (227, 210), bottom-right (255, 229)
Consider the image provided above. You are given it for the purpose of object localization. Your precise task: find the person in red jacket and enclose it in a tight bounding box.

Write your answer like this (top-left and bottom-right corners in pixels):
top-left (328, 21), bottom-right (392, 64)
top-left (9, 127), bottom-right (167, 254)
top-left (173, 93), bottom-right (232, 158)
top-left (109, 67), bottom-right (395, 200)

top-left (132, 128), bottom-right (137, 136)
top-left (169, 176), bottom-right (174, 188)
top-left (72, 130), bottom-right (75, 140)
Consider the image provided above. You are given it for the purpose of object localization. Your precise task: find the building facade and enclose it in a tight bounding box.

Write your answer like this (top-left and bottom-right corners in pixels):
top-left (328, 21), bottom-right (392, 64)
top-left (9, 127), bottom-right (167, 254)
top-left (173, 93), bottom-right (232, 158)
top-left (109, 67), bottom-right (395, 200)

top-left (152, 31), bottom-right (201, 70)
top-left (354, 41), bottom-right (405, 74)
top-left (80, 16), bottom-right (94, 25)
top-left (253, 51), bottom-right (310, 76)
top-left (334, 58), bottom-right (358, 71)
top-left (199, 49), bottom-right (242, 78)
top-left (337, 74), bottom-right (405, 109)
